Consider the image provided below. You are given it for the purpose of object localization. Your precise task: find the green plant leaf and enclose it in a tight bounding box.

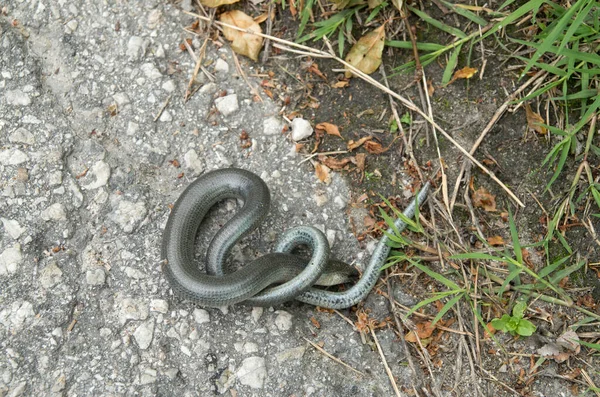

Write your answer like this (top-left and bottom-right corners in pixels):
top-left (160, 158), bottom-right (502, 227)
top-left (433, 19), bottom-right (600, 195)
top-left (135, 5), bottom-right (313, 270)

top-left (512, 301), bottom-right (527, 319)
top-left (516, 319), bottom-right (537, 336)
top-left (408, 6), bottom-right (468, 38)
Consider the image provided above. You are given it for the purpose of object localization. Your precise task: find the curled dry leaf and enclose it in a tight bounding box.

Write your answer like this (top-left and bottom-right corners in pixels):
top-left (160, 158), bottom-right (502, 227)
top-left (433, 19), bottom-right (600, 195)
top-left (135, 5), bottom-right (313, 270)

top-left (363, 139), bottom-right (387, 154)
top-left (487, 235), bottom-right (505, 246)
top-left (525, 104), bottom-right (548, 135)
top-left (347, 136), bottom-right (373, 151)
top-left (318, 155), bottom-right (352, 170)
top-left (315, 162), bottom-right (331, 184)
top-left (220, 11), bottom-right (263, 61)
top-left (405, 321), bottom-right (435, 343)
top-left (316, 122), bottom-right (342, 138)
top-left (472, 186), bottom-right (497, 212)
top-left (344, 25), bottom-right (385, 78)
top-left (332, 80), bottom-right (349, 88)
top-left (537, 330), bottom-right (580, 363)
top-left (354, 153), bottom-right (366, 171)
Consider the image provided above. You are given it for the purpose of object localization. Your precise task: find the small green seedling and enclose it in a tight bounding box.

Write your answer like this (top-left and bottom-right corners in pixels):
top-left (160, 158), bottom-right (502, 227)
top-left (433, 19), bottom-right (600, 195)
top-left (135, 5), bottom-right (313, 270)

top-left (491, 301), bottom-right (537, 337)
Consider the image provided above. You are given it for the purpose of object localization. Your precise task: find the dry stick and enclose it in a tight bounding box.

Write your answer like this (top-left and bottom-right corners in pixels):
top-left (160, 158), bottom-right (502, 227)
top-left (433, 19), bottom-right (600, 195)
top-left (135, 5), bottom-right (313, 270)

top-left (153, 95), bottom-right (172, 122)
top-left (448, 67), bottom-right (550, 210)
top-left (261, 2), bottom-right (274, 64)
top-left (455, 303), bottom-right (481, 397)
top-left (231, 50), bottom-right (263, 102)
top-left (302, 337), bottom-right (365, 376)
top-left (183, 9), bottom-right (524, 207)
top-left (369, 326), bottom-right (404, 397)
top-left (184, 35), bottom-right (210, 102)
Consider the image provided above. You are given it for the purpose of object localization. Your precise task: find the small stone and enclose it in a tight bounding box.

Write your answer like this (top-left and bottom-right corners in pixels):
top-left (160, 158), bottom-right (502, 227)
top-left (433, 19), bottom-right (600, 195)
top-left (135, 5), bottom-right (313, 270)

top-left (163, 368), bottom-right (179, 380)
top-left (41, 203), bottom-right (67, 221)
top-left (326, 229), bottom-right (336, 247)
top-left (133, 319), bottom-right (155, 350)
top-left (0, 244), bottom-right (23, 276)
top-left (5, 89), bottom-right (32, 106)
top-left (333, 195), bottom-right (347, 210)
top-left (126, 121), bottom-right (139, 136)
top-left (159, 110), bottom-right (172, 122)
top-left (275, 311), bottom-right (293, 332)
top-left (251, 307), bottom-right (263, 322)
top-left (263, 116), bottom-right (283, 136)
top-left (14, 301), bottom-right (35, 327)
top-left (0, 149), bottom-right (29, 165)
top-left (243, 342), bottom-right (259, 354)
top-left (109, 199), bottom-right (147, 233)
top-left (150, 299), bottom-right (168, 314)
top-left (117, 297), bottom-right (149, 325)
top-left (39, 261), bottom-right (63, 288)
top-left (124, 266), bottom-right (145, 279)
top-left (65, 19), bottom-right (78, 32)
top-left (141, 63), bottom-right (162, 79)
top-left (291, 118), bottom-right (313, 141)
top-left (314, 192), bottom-right (329, 207)
top-left (236, 357), bottom-right (267, 389)
top-left (16, 167), bottom-right (28, 182)
top-left (113, 92), bottom-right (130, 106)
top-left (9, 127), bottom-right (35, 145)
top-left (86, 269), bottom-right (105, 286)
top-left (162, 80), bottom-right (175, 93)
top-left (81, 161), bottom-right (111, 190)
top-left (214, 58), bottom-right (229, 73)
top-left (275, 346), bottom-right (306, 363)
top-left (199, 82), bottom-right (217, 94)
top-left (180, 345), bottom-right (191, 357)
top-left (193, 308), bottom-right (210, 324)
top-left (1, 218), bottom-right (24, 239)
top-left (214, 94), bottom-right (239, 117)
top-left (127, 36), bottom-right (148, 61)
top-left (51, 374), bottom-right (66, 392)
top-left (147, 9), bottom-right (163, 29)
top-left (140, 368), bottom-right (157, 385)
top-left (184, 149), bottom-right (204, 175)
top-left (48, 171), bottom-right (62, 186)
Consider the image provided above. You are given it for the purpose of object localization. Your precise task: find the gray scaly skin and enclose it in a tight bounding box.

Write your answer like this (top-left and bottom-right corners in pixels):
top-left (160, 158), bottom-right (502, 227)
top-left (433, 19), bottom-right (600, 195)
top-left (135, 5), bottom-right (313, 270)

top-left (161, 168), bottom-right (429, 308)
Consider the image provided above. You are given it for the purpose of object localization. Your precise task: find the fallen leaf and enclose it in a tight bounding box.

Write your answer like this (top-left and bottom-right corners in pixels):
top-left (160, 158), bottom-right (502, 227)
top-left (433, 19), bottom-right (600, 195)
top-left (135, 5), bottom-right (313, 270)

top-left (253, 9), bottom-right (275, 23)
top-left (307, 62), bottom-right (327, 81)
top-left (454, 66), bottom-right (477, 80)
top-left (363, 139), bottom-right (388, 154)
top-left (427, 79), bottom-right (435, 96)
top-left (525, 104), bottom-right (548, 135)
top-left (344, 25), bottom-right (385, 78)
top-left (316, 122), bottom-right (343, 138)
top-left (368, 0), bottom-right (383, 8)
top-left (537, 330), bottom-right (581, 363)
top-left (315, 163), bottom-right (331, 184)
top-left (472, 186), bottom-right (497, 212)
top-left (310, 316), bottom-right (321, 329)
top-left (354, 153), bottom-right (366, 171)
top-left (201, 0), bottom-right (239, 7)
top-left (220, 11), bottom-right (264, 61)
top-left (318, 155), bottom-right (352, 170)
top-left (487, 236), bottom-right (505, 246)
top-left (347, 136), bottom-right (373, 151)
top-left (332, 80), bottom-right (349, 88)
top-left (405, 321), bottom-right (435, 342)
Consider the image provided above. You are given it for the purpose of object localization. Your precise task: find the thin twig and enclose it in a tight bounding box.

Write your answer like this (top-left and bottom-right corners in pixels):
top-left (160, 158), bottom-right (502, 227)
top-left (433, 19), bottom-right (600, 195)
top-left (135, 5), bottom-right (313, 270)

top-left (302, 337), bottom-right (365, 376)
top-left (369, 326), bottom-right (403, 397)
top-left (261, 2), bottom-right (274, 64)
top-left (153, 95), bottom-right (172, 122)
top-left (298, 150), bottom-right (349, 165)
top-left (183, 10), bottom-right (524, 207)
top-left (231, 50), bottom-right (263, 102)
top-left (185, 35), bottom-right (209, 102)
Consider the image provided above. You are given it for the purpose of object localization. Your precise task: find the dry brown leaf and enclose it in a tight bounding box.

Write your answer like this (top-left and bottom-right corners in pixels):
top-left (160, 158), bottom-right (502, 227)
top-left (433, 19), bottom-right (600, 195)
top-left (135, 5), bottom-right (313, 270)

top-left (200, 0), bottom-right (239, 7)
top-left (354, 153), bottom-right (366, 171)
top-left (525, 104), bottom-right (548, 135)
top-left (454, 66), bottom-right (478, 80)
top-left (310, 316), bottom-right (321, 329)
top-left (347, 136), bottom-right (373, 151)
top-left (487, 236), bottom-right (505, 246)
top-left (332, 80), bottom-right (349, 88)
top-left (344, 25), bottom-right (385, 78)
top-left (318, 155), bottom-right (352, 170)
top-left (220, 11), bottom-right (263, 61)
top-left (316, 122), bottom-right (343, 138)
top-left (363, 140), bottom-right (387, 154)
top-left (368, 0), bottom-right (383, 8)
top-left (253, 9), bottom-right (275, 23)
top-left (472, 186), bottom-right (497, 212)
top-left (405, 322), bottom-right (435, 342)
top-left (427, 79), bottom-right (435, 96)
top-left (315, 163), bottom-right (331, 184)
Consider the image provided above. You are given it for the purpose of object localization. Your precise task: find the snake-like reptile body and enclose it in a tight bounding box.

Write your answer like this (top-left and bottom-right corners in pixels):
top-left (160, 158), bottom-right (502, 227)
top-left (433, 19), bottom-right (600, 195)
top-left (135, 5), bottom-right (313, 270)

top-left (162, 168), bottom-right (429, 308)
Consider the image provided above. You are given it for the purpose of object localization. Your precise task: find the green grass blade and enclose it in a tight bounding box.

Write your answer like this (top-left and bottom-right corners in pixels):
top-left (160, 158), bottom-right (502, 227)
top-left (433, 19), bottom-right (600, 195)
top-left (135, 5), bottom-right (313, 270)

top-left (405, 291), bottom-right (457, 318)
top-left (409, 259), bottom-right (461, 290)
top-left (442, 44), bottom-right (463, 85)
top-left (408, 6), bottom-right (468, 38)
top-left (451, 252), bottom-right (505, 261)
top-left (440, 0), bottom-right (488, 25)
top-left (548, 260), bottom-right (585, 285)
top-left (385, 40), bottom-right (446, 51)
top-left (538, 255), bottom-right (571, 278)
top-left (432, 293), bottom-right (464, 325)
